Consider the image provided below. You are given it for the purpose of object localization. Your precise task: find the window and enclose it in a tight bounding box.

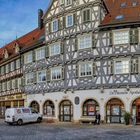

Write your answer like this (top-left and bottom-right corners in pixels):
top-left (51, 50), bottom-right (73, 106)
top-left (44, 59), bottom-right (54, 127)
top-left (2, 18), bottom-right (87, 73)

top-left (66, 14), bottom-right (73, 27)
top-left (60, 0), bottom-right (64, 5)
top-left (12, 79), bottom-right (16, 89)
top-left (65, 0), bottom-right (72, 6)
top-left (78, 34), bottom-right (92, 49)
top-left (114, 59), bottom-right (130, 74)
top-left (10, 61), bottom-right (15, 71)
top-left (51, 67), bottom-right (62, 80)
top-left (26, 73), bottom-right (34, 84)
top-left (50, 43), bottom-right (61, 56)
top-left (2, 82), bottom-right (6, 92)
top-left (24, 52), bottom-right (32, 64)
top-left (22, 108), bottom-right (30, 113)
top-left (52, 20), bottom-right (58, 32)
top-left (83, 9), bottom-right (91, 22)
top-left (5, 64), bottom-right (9, 73)
top-left (132, 1), bottom-right (138, 6)
top-left (37, 70), bottom-right (46, 82)
top-left (114, 31), bottom-right (129, 45)
top-left (120, 2), bottom-right (126, 7)
top-left (115, 14), bottom-right (124, 20)
top-left (16, 59), bottom-right (20, 69)
top-left (17, 78), bottom-right (21, 88)
top-left (79, 62), bottom-right (92, 77)
top-left (36, 47), bottom-right (45, 60)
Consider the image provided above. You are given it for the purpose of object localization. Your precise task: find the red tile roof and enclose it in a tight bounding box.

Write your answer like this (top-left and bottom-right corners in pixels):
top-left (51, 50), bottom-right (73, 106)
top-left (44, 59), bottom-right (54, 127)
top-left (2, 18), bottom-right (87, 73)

top-left (0, 27), bottom-right (44, 64)
top-left (102, 0), bottom-right (140, 26)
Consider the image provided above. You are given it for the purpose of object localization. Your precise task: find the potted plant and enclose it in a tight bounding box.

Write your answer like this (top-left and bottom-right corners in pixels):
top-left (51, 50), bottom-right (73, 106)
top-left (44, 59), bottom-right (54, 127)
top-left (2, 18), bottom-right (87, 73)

top-left (124, 112), bottom-right (131, 125)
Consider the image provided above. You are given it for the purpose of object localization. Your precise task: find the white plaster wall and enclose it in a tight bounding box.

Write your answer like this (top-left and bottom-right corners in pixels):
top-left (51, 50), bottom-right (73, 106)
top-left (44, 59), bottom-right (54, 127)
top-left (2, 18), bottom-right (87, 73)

top-left (27, 88), bottom-right (140, 122)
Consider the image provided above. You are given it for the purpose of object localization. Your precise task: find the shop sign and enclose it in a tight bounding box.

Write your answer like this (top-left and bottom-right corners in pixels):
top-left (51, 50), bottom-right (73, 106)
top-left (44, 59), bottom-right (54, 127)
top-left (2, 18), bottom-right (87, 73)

top-left (110, 90), bottom-right (140, 95)
top-left (0, 94), bottom-right (23, 101)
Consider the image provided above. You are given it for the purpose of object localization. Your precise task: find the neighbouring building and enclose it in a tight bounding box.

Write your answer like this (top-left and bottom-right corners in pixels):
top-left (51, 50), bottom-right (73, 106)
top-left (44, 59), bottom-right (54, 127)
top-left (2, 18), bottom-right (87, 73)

top-left (1, 0), bottom-right (140, 124)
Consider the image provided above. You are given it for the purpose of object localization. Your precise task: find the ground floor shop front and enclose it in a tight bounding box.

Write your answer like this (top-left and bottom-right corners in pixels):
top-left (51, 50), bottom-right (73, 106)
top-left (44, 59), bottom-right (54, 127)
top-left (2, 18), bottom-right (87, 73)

top-left (27, 88), bottom-right (140, 124)
top-left (0, 94), bottom-right (27, 117)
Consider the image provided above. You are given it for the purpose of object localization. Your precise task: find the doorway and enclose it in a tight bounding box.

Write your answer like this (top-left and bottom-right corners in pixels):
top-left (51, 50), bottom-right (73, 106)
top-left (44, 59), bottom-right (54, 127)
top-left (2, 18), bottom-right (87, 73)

top-left (59, 100), bottom-right (73, 122)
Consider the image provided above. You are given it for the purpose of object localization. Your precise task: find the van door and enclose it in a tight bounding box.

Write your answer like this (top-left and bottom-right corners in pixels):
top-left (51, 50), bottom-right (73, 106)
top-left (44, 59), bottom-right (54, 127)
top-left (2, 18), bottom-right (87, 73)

top-left (22, 108), bottom-right (32, 123)
top-left (30, 109), bottom-right (38, 122)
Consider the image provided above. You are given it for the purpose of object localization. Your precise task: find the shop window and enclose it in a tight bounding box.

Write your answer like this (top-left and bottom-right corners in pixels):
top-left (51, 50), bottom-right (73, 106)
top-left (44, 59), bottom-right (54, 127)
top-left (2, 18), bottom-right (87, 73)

top-left (43, 100), bottom-right (55, 116)
top-left (83, 99), bottom-right (99, 116)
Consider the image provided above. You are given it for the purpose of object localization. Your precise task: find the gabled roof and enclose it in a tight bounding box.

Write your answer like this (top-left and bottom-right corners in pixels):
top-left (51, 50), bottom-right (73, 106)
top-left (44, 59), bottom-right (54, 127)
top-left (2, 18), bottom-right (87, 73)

top-left (0, 27), bottom-right (44, 64)
top-left (101, 0), bottom-right (140, 27)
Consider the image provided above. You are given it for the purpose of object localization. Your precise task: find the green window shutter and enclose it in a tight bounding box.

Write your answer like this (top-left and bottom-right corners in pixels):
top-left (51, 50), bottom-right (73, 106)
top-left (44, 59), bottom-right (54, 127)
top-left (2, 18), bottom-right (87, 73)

top-left (134, 29), bottom-right (139, 44)
top-left (58, 19), bottom-right (61, 30)
top-left (110, 61), bottom-right (114, 75)
top-left (139, 58), bottom-right (140, 73)
top-left (135, 58), bottom-right (139, 73)
top-left (21, 77), bottom-right (25, 87)
top-left (93, 62), bottom-right (97, 76)
top-left (129, 29), bottom-right (133, 44)
top-left (33, 50), bottom-right (36, 62)
top-left (92, 34), bottom-right (96, 48)
top-left (83, 10), bottom-right (86, 22)
top-left (87, 9), bottom-right (90, 21)
top-left (61, 67), bottom-right (65, 80)
top-left (130, 59), bottom-right (134, 74)
top-left (61, 42), bottom-right (64, 54)
top-left (76, 64), bottom-right (79, 78)
top-left (75, 38), bottom-right (78, 51)
top-left (73, 13), bottom-right (77, 25)
top-left (33, 72), bottom-right (37, 84)
top-left (46, 46), bottom-right (49, 58)
top-left (48, 22), bottom-right (51, 33)
top-left (47, 69), bottom-right (51, 82)
top-left (63, 17), bottom-right (66, 29)
top-left (15, 79), bottom-right (18, 89)
top-left (109, 32), bottom-right (113, 46)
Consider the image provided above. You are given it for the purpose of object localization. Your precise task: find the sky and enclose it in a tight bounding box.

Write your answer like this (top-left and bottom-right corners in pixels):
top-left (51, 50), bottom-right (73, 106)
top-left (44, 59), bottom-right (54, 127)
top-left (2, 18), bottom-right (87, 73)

top-left (0, 0), bottom-right (50, 47)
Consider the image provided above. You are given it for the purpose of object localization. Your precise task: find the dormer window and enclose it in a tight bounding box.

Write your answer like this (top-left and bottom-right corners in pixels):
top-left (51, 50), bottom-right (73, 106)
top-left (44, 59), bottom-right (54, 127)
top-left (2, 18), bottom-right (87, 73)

top-left (132, 1), bottom-right (138, 6)
top-left (4, 50), bottom-right (9, 59)
top-left (65, 0), bottom-right (72, 6)
top-left (120, 2), bottom-right (126, 7)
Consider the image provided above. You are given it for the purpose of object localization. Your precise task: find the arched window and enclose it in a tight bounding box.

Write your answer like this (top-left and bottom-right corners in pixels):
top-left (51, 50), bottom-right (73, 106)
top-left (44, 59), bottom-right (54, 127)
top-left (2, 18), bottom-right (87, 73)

top-left (43, 100), bottom-right (55, 116)
top-left (106, 98), bottom-right (124, 123)
top-left (83, 99), bottom-right (99, 116)
top-left (30, 101), bottom-right (39, 112)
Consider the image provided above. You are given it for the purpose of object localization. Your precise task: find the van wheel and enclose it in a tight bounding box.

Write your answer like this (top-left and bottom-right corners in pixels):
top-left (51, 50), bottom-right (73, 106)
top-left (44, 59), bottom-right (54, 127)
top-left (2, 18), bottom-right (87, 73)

top-left (17, 119), bottom-right (23, 126)
top-left (37, 118), bottom-right (42, 123)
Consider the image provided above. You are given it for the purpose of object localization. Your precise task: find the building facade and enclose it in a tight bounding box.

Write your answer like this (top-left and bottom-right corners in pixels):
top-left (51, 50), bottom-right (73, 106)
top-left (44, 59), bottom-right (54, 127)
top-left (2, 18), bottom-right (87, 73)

top-left (1, 0), bottom-right (140, 124)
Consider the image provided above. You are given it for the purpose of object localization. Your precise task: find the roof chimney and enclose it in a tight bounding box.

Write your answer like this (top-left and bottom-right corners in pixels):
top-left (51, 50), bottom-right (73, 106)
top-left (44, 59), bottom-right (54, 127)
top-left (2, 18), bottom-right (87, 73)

top-left (38, 9), bottom-right (43, 29)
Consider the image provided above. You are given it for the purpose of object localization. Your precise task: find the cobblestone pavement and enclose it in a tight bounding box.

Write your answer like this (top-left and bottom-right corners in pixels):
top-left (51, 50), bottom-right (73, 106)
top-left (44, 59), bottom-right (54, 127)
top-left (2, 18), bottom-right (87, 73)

top-left (0, 120), bottom-right (140, 140)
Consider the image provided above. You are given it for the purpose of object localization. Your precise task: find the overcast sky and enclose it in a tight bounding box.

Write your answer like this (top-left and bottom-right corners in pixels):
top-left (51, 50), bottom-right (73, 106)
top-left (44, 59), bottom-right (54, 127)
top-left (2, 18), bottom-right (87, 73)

top-left (0, 0), bottom-right (50, 47)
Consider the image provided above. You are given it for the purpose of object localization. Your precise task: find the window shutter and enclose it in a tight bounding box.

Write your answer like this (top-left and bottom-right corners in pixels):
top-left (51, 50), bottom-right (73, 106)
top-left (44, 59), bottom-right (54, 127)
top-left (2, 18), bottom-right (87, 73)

top-left (62, 67), bottom-right (65, 80)
top-left (92, 34), bottom-right (96, 48)
top-left (63, 17), bottom-right (66, 29)
top-left (34, 72), bottom-right (37, 84)
top-left (135, 58), bottom-right (139, 73)
top-left (73, 13), bottom-right (77, 25)
top-left (87, 9), bottom-right (90, 21)
top-left (109, 32), bottom-right (113, 46)
top-left (15, 79), bottom-right (18, 89)
top-left (131, 59), bottom-right (134, 74)
top-left (47, 69), bottom-right (51, 82)
top-left (33, 50), bottom-right (35, 62)
top-left (21, 77), bottom-right (25, 87)
top-left (83, 10), bottom-right (86, 22)
top-left (110, 61), bottom-right (114, 75)
top-left (129, 29), bottom-right (133, 44)
top-left (46, 46), bottom-right (49, 58)
top-left (75, 38), bottom-right (78, 51)
top-left (75, 64), bottom-right (79, 78)
top-left (48, 23), bottom-right (51, 33)
top-left (93, 62), bottom-right (97, 76)
top-left (58, 19), bottom-right (62, 30)
top-left (134, 29), bottom-right (139, 44)
top-left (61, 42), bottom-right (64, 54)
top-left (14, 61), bottom-right (16, 70)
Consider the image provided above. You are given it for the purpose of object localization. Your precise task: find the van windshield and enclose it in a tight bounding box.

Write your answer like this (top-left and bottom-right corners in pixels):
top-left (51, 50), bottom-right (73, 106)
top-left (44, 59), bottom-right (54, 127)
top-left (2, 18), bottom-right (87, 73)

top-left (31, 109), bottom-right (38, 114)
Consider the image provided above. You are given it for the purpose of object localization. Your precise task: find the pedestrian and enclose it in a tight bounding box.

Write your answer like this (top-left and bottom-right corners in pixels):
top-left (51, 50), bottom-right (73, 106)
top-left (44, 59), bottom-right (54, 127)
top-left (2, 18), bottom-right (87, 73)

top-left (95, 111), bottom-right (101, 125)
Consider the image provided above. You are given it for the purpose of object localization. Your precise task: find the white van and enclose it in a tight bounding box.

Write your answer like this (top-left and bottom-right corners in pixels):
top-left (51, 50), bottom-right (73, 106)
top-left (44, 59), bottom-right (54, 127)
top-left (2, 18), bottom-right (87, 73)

top-left (5, 107), bottom-right (43, 125)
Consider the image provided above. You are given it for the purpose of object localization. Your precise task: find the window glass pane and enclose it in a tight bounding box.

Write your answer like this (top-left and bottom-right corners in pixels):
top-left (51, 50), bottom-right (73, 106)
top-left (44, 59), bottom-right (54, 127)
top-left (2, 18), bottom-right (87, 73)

top-left (66, 15), bottom-right (73, 27)
top-left (79, 35), bottom-right (92, 49)
top-left (52, 20), bottom-right (58, 32)
top-left (37, 71), bottom-right (46, 82)
top-left (114, 31), bottom-right (129, 45)
top-left (51, 67), bottom-right (62, 80)
top-left (25, 52), bottom-right (32, 64)
top-left (36, 48), bottom-right (45, 60)
top-left (50, 43), bottom-right (60, 56)
top-left (26, 73), bottom-right (34, 84)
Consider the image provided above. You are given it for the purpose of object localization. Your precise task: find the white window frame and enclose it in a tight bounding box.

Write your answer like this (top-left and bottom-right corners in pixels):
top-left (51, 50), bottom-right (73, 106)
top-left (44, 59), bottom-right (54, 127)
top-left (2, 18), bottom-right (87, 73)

top-left (25, 73), bottom-right (34, 85)
top-left (37, 70), bottom-right (46, 83)
top-left (51, 67), bottom-right (62, 81)
top-left (113, 29), bottom-right (129, 45)
top-left (114, 58), bottom-right (130, 74)
top-left (52, 19), bottom-right (58, 32)
top-left (24, 51), bottom-right (33, 64)
top-left (35, 47), bottom-right (45, 61)
top-left (66, 14), bottom-right (73, 28)
top-left (65, 0), bottom-right (72, 6)
top-left (78, 34), bottom-right (92, 50)
top-left (50, 42), bottom-right (61, 56)
top-left (16, 59), bottom-right (20, 69)
top-left (79, 62), bottom-right (93, 77)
